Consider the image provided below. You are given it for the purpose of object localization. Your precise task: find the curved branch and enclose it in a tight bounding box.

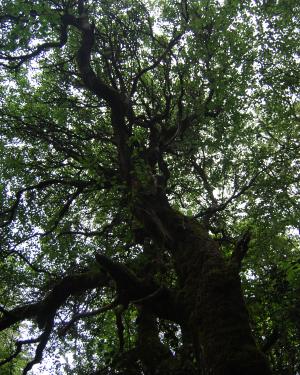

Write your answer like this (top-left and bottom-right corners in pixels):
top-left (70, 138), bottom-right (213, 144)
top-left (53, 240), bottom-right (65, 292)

top-left (62, 11), bottom-right (134, 182)
top-left (4, 249), bottom-right (54, 275)
top-left (0, 18), bottom-right (68, 69)
top-left (62, 13), bottom-right (130, 114)
top-left (58, 207), bottom-right (122, 238)
top-left (0, 303), bottom-right (39, 332)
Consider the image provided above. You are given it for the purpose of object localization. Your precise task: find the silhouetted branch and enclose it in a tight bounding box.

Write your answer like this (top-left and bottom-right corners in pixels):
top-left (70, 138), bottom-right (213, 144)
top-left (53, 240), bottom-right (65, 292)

top-left (0, 269), bottom-right (108, 332)
top-left (23, 317), bottom-right (55, 374)
top-left (0, 19), bottom-right (68, 69)
top-left (0, 336), bottom-right (40, 367)
top-left (130, 32), bottom-right (184, 97)
top-left (4, 249), bottom-right (54, 275)
top-left (261, 328), bottom-right (280, 353)
top-left (58, 300), bottom-right (118, 336)
top-left (230, 230), bottom-right (251, 269)
top-left (194, 171), bottom-right (261, 219)
top-left (95, 253), bottom-right (184, 323)
top-left (192, 158), bottom-right (218, 206)
top-left (115, 305), bottom-right (125, 352)
top-left (0, 179), bottom-right (92, 228)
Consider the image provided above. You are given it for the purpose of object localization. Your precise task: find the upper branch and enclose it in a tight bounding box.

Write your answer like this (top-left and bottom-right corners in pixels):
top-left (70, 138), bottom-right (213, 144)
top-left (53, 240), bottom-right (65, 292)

top-left (0, 19), bottom-right (68, 70)
top-left (62, 13), bottom-right (131, 116)
top-left (192, 158), bottom-right (218, 206)
top-left (130, 32), bottom-right (184, 97)
top-left (194, 170), bottom-right (262, 220)
top-left (0, 178), bottom-right (93, 228)
top-left (62, 9), bottom-right (135, 182)
top-left (230, 230), bottom-right (251, 270)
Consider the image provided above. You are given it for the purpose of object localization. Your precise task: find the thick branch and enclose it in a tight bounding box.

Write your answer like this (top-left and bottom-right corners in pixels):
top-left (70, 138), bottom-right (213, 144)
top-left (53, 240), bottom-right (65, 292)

top-left (230, 230), bottom-right (251, 269)
top-left (0, 269), bottom-right (108, 332)
top-left (95, 253), bottom-right (184, 323)
top-left (62, 11), bottom-right (134, 181)
top-left (115, 305), bottom-right (125, 352)
top-left (23, 317), bottom-right (54, 375)
top-left (95, 253), bottom-right (150, 303)
top-left (62, 13), bottom-right (130, 115)
top-left (135, 308), bottom-right (179, 374)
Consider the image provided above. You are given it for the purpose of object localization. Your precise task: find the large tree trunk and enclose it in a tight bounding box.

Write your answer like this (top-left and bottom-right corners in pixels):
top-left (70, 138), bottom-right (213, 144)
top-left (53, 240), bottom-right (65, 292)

top-left (134, 192), bottom-right (272, 375)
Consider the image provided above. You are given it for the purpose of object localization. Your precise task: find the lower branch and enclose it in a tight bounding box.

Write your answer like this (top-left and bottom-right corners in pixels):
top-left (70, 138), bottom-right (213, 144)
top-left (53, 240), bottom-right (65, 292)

top-left (0, 268), bottom-right (109, 373)
top-left (135, 307), bottom-right (179, 375)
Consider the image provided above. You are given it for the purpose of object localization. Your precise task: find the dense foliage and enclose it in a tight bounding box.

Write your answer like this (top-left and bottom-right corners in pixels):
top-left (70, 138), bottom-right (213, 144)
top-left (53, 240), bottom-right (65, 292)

top-left (0, 0), bottom-right (299, 374)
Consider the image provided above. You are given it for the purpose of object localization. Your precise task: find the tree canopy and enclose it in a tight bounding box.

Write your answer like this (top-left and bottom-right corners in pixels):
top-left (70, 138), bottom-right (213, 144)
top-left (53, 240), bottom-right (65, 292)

top-left (0, 0), bottom-right (299, 374)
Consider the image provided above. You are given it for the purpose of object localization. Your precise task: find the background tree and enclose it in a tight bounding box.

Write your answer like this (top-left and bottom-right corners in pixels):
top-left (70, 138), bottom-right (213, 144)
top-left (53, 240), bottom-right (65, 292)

top-left (0, 0), bottom-right (299, 374)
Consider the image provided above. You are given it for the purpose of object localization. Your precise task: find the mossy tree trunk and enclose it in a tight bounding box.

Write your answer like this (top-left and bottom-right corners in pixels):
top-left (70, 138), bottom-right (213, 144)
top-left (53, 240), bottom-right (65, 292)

top-left (134, 192), bottom-right (272, 375)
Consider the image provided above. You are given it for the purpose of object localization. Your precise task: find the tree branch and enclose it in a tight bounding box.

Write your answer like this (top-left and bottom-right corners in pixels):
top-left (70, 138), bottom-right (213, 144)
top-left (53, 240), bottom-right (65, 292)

top-left (261, 327), bottom-right (280, 353)
top-left (115, 304), bottom-right (126, 352)
top-left (192, 158), bottom-right (218, 206)
top-left (62, 13), bottom-right (130, 115)
top-left (0, 18), bottom-right (68, 69)
top-left (230, 230), bottom-right (251, 269)
top-left (58, 300), bottom-right (118, 336)
top-left (194, 170), bottom-right (261, 219)
top-left (0, 269), bottom-right (108, 332)
top-left (0, 179), bottom-right (92, 228)
top-left (0, 336), bottom-right (40, 367)
top-left (23, 316), bottom-right (55, 374)
top-left (4, 249), bottom-right (54, 275)
top-left (130, 32), bottom-right (183, 97)
top-left (94, 253), bottom-right (184, 323)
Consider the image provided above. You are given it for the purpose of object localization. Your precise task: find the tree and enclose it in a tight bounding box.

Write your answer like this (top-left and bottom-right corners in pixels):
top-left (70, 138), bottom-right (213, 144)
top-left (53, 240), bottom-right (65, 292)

top-left (0, 0), bottom-right (299, 374)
